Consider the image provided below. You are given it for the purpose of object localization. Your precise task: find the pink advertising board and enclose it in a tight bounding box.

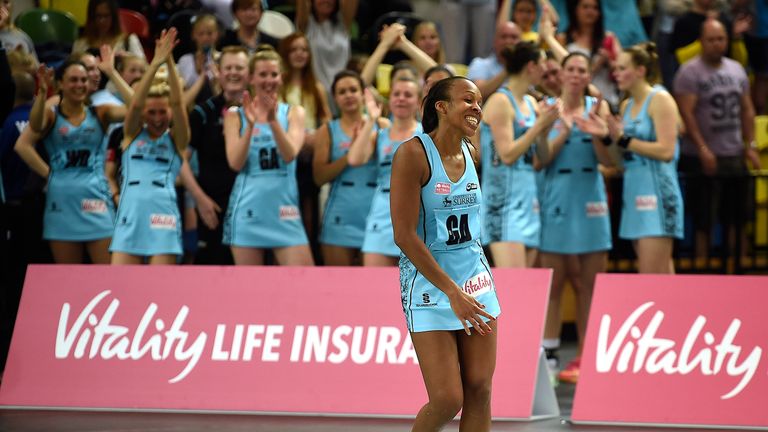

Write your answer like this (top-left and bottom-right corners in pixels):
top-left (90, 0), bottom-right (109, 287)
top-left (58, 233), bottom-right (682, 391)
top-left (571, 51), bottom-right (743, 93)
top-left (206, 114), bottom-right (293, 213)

top-left (572, 274), bottom-right (768, 429)
top-left (0, 265), bottom-right (555, 419)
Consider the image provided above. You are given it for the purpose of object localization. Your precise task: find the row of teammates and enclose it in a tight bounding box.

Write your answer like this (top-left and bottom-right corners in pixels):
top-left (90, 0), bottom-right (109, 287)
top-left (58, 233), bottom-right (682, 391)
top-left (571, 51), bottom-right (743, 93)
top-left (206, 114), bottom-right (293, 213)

top-left (7, 28), bottom-right (683, 271)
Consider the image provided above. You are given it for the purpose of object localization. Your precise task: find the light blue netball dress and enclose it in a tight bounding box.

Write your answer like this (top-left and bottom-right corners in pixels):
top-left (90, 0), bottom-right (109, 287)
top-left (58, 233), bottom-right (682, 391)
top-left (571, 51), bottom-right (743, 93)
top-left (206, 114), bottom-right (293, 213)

top-left (539, 96), bottom-right (612, 254)
top-left (400, 134), bottom-right (501, 332)
top-left (223, 103), bottom-right (308, 248)
top-left (480, 88), bottom-right (540, 247)
top-left (110, 129), bottom-right (182, 255)
top-left (362, 123), bottom-right (423, 257)
top-left (43, 106), bottom-right (115, 241)
top-left (320, 118), bottom-right (377, 248)
top-left (620, 89), bottom-right (684, 240)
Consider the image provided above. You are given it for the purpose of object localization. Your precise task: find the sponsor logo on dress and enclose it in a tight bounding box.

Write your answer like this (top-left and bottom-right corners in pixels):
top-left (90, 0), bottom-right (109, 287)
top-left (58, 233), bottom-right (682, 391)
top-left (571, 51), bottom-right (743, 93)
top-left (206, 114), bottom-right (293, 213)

top-left (442, 193), bottom-right (477, 207)
top-left (462, 271), bottom-right (493, 298)
top-left (586, 201), bottom-right (608, 217)
top-left (150, 214), bottom-right (177, 230)
top-left (435, 182), bottom-right (451, 195)
top-left (58, 126), bottom-right (69, 135)
top-left (416, 292), bottom-right (437, 307)
top-left (81, 199), bottom-right (107, 214)
top-left (340, 140), bottom-right (351, 150)
top-left (136, 139), bottom-right (146, 148)
top-left (279, 205), bottom-right (300, 220)
top-left (466, 182), bottom-right (478, 191)
top-left (635, 195), bottom-right (658, 211)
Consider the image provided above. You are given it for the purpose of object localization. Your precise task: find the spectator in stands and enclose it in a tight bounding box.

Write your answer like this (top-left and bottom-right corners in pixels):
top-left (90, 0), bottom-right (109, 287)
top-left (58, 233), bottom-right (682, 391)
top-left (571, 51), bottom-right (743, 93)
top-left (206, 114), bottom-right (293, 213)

top-left (411, 21), bottom-right (445, 65)
top-left (548, 0), bottom-right (647, 47)
top-left (439, 0), bottom-right (496, 64)
top-left (674, 19), bottom-right (760, 263)
top-left (222, 47), bottom-right (313, 266)
top-left (600, 0), bottom-right (648, 47)
top-left (538, 51), bottom-right (562, 98)
top-left (279, 32), bottom-right (332, 138)
top-left (476, 42), bottom-right (558, 268)
top-left (467, 20), bottom-right (522, 100)
top-left (313, 70), bottom-right (383, 266)
top-left (743, 0), bottom-right (768, 114)
top-left (360, 23), bottom-right (436, 96)
top-left (73, 0), bottom-right (145, 60)
top-left (91, 46), bottom-right (144, 107)
top-left (178, 13), bottom-right (221, 107)
top-left (422, 64), bottom-right (453, 97)
top-left (0, 0), bottom-right (37, 61)
top-left (669, 0), bottom-right (749, 71)
top-left (15, 56), bottom-right (125, 263)
top-left (347, 77), bottom-right (422, 266)
top-left (499, 0), bottom-right (541, 44)
top-left (218, 0), bottom-right (278, 54)
top-left (110, 28), bottom-right (189, 264)
top-left (6, 46), bottom-right (38, 76)
top-left (557, 0), bottom-right (621, 108)
top-left (178, 46), bottom-right (250, 265)
top-left (278, 32), bottom-right (332, 260)
top-left (295, 0), bottom-right (359, 94)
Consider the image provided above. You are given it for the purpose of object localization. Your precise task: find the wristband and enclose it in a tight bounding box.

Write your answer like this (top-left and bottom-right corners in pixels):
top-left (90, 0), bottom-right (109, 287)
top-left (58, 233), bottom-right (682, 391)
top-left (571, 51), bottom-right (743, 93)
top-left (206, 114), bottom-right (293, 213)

top-left (601, 133), bottom-right (612, 146)
top-left (617, 134), bottom-right (632, 149)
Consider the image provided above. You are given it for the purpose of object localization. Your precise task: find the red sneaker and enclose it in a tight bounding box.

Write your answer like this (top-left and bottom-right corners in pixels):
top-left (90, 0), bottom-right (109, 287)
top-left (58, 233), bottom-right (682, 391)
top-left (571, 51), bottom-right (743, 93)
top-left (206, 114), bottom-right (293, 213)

top-left (558, 357), bottom-right (580, 384)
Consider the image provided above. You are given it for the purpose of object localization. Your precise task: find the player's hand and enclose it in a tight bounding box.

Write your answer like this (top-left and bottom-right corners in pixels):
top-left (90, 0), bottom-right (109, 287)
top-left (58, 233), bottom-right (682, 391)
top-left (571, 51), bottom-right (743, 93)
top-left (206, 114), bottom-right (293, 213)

top-left (698, 146), bottom-right (717, 176)
top-left (448, 287), bottom-right (495, 336)
top-left (197, 193), bottom-right (221, 229)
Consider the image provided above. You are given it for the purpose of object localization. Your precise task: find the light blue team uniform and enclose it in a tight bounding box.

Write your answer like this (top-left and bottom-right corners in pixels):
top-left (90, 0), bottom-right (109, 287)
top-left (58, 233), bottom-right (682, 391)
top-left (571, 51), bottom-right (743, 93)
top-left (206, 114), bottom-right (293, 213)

top-left (480, 88), bottom-right (540, 247)
top-left (400, 134), bottom-right (501, 332)
top-left (43, 106), bottom-right (115, 241)
top-left (320, 118), bottom-right (377, 248)
top-left (620, 88), bottom-right (684, 239)
top-left (223, 103), bottom-right (308, 248)
top-left (539, 96), bottom-right (612, 254)
top-left (362, 123), bottom-right (422, 257)
top-left (110, 129), bottom-right (182, 255)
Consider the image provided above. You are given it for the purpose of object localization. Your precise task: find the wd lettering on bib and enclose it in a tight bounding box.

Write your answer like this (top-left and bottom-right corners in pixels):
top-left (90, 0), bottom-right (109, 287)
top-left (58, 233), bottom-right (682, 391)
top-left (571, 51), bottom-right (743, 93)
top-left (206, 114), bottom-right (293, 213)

top-left (635, 195), bottom-right (658, 211)
top-left (150, 214), bottom-right (177, 230)
top-left (81, 199), bottom-right (107, 214)
top-left (65, 149), bottom-right (91, 168)
top-left (462, 271), bottom-right (493, 297)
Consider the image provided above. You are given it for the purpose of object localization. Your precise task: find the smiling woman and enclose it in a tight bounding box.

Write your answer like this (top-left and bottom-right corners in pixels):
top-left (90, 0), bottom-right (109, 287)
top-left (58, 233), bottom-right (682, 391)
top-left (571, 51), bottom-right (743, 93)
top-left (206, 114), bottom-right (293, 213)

top-left (390, 76), bottom-right (500, 432)
top-left (13, 54), bottom-right (126, 264)
top-left (110, 28), bottom-right (189, 265)
top-left (221, 47), bottom-right (314, 266)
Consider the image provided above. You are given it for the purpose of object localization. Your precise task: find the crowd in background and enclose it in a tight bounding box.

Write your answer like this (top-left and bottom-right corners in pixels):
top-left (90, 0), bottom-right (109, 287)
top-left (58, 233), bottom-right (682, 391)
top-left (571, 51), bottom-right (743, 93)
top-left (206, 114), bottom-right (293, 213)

top-left (1, 0), bottom-right (766, 384)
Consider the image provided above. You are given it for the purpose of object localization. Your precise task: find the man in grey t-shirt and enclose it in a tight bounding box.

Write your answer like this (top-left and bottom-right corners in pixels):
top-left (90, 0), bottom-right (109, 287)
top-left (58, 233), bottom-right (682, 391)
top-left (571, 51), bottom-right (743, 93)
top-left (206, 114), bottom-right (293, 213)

top-left (673, 18), bottom-right (761, 262)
